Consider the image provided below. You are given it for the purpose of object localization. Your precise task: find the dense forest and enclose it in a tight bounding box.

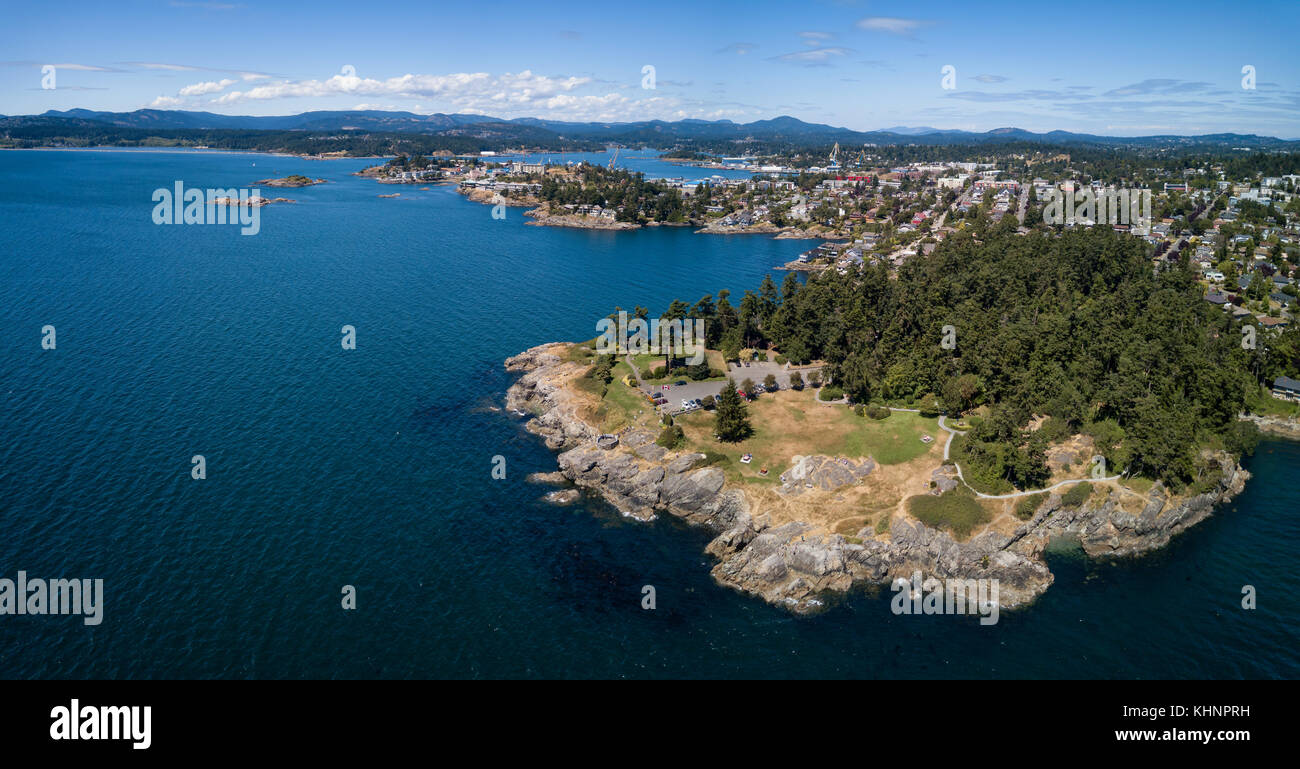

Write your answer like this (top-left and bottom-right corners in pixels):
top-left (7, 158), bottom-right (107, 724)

top-left (639, 227), bottom-right (1298, 491)
top-left (0, 117), bottom-right (601, 155)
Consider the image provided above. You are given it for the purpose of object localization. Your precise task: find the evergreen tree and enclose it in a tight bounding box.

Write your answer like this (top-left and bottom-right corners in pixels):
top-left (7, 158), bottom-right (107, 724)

top-left (714, 379), bottom-right (752, 442)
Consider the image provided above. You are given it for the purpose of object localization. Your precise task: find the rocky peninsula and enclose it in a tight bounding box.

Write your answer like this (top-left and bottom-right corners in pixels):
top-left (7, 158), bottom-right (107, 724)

top-left (507, 341), bottom-right (1252, 614)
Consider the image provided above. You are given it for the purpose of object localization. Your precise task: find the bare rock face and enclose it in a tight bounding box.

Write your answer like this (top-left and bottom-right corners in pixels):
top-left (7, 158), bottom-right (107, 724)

top-left (778, 455), bottom-right (875, 494)
top-left (1239, 413), bottom-right (1300, 440)
top-left (505, 344), bottom-right (597, 450)
top-left (930, 464), bottom-right (959, 495)
top-left (543, 489), bottom-right (581, 505)
top-left (507, 343), bottom-right (1252, 615)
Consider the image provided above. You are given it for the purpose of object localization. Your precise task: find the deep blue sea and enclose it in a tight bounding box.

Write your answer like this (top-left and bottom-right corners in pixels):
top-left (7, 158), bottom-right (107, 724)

top-left (1, 149), bottom-right (1296, 679)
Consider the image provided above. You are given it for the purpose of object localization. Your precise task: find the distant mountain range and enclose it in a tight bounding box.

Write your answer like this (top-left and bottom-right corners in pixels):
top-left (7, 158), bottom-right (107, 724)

top-left (6, 108), bottom-right (1298, 150)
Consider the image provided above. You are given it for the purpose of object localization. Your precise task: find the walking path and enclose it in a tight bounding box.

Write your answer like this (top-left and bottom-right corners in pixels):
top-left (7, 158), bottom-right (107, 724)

top-left (932, 413), bottom-right (1120, 499)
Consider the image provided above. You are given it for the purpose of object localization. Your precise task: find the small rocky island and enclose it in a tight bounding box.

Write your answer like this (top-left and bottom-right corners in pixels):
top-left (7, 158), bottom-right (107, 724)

top-left (212, 195), bottom-right (294, 207)
top-left (506, 341), bottom-right (1252, 614)
top-left (253, 174), bottom-right (326, 187)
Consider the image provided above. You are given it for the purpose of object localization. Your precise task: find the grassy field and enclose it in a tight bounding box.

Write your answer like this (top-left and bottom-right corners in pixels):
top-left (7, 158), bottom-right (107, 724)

top-left (673, 389), bottom-right (940, 486)
top-left (1246, 384), bottom-right (1300, 418)
top-left (633, 349), bottom-right (728, 384)
top-left (588, 361), bottom-right (654, 432)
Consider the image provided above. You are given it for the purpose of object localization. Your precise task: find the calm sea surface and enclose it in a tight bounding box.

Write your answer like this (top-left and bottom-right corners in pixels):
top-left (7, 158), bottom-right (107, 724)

top-left (0, 149), bottom-right (1296, 678)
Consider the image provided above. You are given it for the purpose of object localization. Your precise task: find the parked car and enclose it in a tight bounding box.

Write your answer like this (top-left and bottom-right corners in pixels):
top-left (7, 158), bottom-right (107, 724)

top-left (674, 380), bottom-right (688, 386)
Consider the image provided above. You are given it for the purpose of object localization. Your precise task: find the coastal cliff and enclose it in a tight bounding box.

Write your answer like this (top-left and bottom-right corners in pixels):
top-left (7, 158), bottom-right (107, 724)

top-left (506, 342), bottom-right (1252, 614)
top-left (1240, 413), bottom-right (1300, 440)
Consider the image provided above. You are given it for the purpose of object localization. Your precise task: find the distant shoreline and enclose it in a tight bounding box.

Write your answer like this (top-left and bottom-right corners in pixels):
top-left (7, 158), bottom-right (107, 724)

top-left (0, 146), bottom-right (389, 160)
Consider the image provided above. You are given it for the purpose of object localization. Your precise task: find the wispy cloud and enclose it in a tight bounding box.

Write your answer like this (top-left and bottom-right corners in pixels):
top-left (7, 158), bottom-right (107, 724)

top-left (169, 1), bottom-right (243, 9)
top-left (770, 47), bottom-right (854, 67)
top-left (972, 74), bottom-right (1008, 83)
top-left (1104, 78), bottom-right (1214, 97)
top-left (716, 42), bottom-right (757, 55)
top-left (0, 61), bottom-right (123, 72)
top-left (856, 17), bottom-right (930, 37)
top-left (119, 62), bottom-right (202, 71)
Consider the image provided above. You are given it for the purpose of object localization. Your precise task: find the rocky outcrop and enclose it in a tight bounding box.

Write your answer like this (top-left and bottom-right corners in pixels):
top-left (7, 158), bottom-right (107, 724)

top-left (1006, 452), bottom-right (1250, 560)
top-left (254, 176), bottom-right (325, 188)
top-left (1240, 413), bottom-right (1300, 440)
top-left (504, 345), bottom-right (597, 450)
top-left (507, 342), bottom-right (1253, 615)
top-left (709, 517), bottom-right (1053, 611)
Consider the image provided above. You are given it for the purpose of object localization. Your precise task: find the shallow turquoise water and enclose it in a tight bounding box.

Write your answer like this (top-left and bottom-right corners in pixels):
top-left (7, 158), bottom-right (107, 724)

top-left (0, 149), bottom-right (1295, 678)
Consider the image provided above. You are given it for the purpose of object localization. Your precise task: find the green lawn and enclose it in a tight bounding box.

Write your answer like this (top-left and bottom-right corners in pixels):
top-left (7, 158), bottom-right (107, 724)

top-left (591, 362), bottom-right (652, 432)
top-left (673, 391), bottom-right (939, 486)
top-left (633, 349), bottom-right (728, 384)
top-left (1246, 385), bottom-right (1300, 418)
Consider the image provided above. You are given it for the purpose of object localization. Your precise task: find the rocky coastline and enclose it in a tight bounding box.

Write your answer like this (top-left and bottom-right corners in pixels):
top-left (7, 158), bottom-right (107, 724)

top-left (1239, 412), bottom-right (1300, 440)
top-left (507, 342), bottom-right (1252, 614)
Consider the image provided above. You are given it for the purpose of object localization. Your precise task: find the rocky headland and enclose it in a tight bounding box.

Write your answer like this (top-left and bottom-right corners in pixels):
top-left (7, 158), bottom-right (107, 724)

top-left (506, 342), bottom-right (1251, 614)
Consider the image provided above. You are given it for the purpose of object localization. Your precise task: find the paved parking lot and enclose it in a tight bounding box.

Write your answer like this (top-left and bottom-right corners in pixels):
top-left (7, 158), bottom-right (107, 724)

top-left (641, 362), bottom-right (824, 415)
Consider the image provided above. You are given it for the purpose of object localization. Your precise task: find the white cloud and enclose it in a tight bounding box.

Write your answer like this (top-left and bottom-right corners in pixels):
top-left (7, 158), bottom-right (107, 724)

top-left (211, 70), bottom-right (592, 111)
top-left (178, 78), bottom-right (236, 96)
top-left (135, 66), bottom-right (760, 124)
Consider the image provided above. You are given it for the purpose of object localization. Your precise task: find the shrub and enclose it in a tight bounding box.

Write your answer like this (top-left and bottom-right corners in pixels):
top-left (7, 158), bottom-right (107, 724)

top-left (789, 371), bottom-right (804, 390)
top-left (818, 386), bottom-right (843, 401)
top-left (867, 405), bottom-right (891, 420)
top-left (774, 354), bottom-right (788, 365)
top-left (1037, 416), bottom-right (1071, 443)
top-left (916, 392), bottom-right (942, 417)
top-left (763, 374), bottom-right (778, 390)
top-left (1014, 493), bottom-right (1046, 520)
top-left (656, 424), bottom-right (684, 449)
top-left (907, 490), bottom-right (990, 539)
top-left (1060, 482), bottom-right (1093, 508)
top-left (701, 395), bottom-right (716, 410)
top-left (698, 450), bottom-right (729, 467)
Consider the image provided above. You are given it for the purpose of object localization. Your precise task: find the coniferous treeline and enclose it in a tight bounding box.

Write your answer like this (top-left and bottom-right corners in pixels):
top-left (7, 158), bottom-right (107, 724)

top-left (641, 227), bottom-right (1296, 489)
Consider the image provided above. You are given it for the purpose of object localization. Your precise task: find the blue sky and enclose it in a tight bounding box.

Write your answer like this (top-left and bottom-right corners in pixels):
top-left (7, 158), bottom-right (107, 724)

top-left (3, 0), bottom-right (1298, 137)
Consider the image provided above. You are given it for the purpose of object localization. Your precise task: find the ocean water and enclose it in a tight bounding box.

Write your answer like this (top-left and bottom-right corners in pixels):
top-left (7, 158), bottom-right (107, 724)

top-left (0, 149), bottom-right (1296, 679)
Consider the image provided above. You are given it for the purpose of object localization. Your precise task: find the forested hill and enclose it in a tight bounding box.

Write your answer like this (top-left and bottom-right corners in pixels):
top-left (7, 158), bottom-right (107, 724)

top-left (684, 226), bottom-right (1297, 490)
